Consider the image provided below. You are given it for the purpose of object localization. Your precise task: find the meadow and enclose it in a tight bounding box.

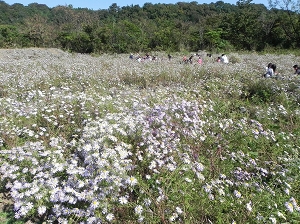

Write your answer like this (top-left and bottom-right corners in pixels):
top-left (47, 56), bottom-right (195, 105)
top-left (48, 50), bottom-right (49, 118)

top-left (0, 48), bottom-right (300, 224)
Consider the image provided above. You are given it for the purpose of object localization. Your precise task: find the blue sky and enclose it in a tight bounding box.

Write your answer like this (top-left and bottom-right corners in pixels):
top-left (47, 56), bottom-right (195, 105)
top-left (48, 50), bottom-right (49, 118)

top-left (4, 0), bottom-right (269, 10)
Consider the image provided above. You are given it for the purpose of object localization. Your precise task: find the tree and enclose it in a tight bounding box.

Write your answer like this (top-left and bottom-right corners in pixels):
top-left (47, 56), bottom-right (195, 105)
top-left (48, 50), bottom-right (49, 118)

top-left (0, 25), bottom-right (19, 47)
top-left (0, 1), bottom-right (297, 52)
top-left (23, 14), bottom-right (49, 47)
top-left (269, 0), bottom-right (300, 47)
top-left (204, 28), bottom-right (227, 51)
top-left (221, 1), bottom-right (266, 50)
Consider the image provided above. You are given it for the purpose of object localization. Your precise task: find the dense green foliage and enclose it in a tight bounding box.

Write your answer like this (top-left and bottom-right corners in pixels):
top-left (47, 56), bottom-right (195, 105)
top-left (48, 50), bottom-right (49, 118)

top-left (0, 0), bottom-right (300, 53)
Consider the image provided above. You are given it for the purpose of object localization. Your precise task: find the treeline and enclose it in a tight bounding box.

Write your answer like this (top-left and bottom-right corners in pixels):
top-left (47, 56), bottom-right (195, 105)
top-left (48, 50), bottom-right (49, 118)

top-left (0, 0), bottom-right (299, 53)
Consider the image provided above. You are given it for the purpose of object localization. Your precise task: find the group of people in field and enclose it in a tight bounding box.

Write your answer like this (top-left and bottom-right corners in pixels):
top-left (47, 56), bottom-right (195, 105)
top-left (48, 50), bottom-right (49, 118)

top-left (263, 63), bottom-right (300, 78)
top-left (216, 54), bottom-right (229, 63)
top-left (129, 53), bottom-right (299, 78)
top-left (129, 52), bottom-right (229, 65)
top-left (129, 53), bottom-right (158, 62)
top-left (182, 53), bottom-right (228, 65)
top-left (182, 55), bottom-right (199, 64)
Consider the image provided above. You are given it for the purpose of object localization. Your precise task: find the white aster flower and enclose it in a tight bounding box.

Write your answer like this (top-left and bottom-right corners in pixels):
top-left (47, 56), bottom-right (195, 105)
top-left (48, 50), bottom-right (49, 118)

top-left (185, 177), bottom-right (192, 183)
top-left (144, 198), bottom-right (151, 206)
top-left (246, 201), bottom-right (252, 212)
top-left (290, 197), bottom-right (300, 212)
top-left (38, 206), bottom-right (47, 215)
top-left (196, 172), bottom-right (205, 181)
top-left (204, 184), bottom-right (212, 193)
top-left (218, 189), bottom-right (225, 196)
top-left (169, 215), bottom-right (176, 222)
top-left (108, 135), bottom-right (118, 142)
top-left (91, 200), bottom-right (99, 209)
top-left (167, 163), bottom-right (176, 171)
top-left (19, 206), bottom-right (29, 216)
top-left (100, 170), bottom-right (109, 180)
top-left (156, 195), bottom-right (164, 202)
top-left (127, 176), bottom-right (138, 186)
top-left (256, 213), bottom-right (263, 221)
top-left (87, 217), bottom-right (97, 224)
top-left (119, 196), bottom-right (128, 205)
top-left (176, 206), bottom-right (183, 214)
top-left (58, 217), bottom-right (68, 224)
top-left (234, 190), bottom-right (241, 198)
top-left (106, 213), bottom-right (114, 221)
top-left (14, 211), bottom-right (21, 219)
top-left (117, 146), bottom-right (131, 159)
top-left (285, 201), bottom-right (294, 213)
top-left (220, 174), bottom-right (226, 179)
top-left (149, 160), bottom-right (157, 170)
top-left (14, 201), bottom-right (23, 211)
top-left (284, 188), bottom-right (290, 195)
top-left (269, 216), bottom-right (277, 224)
top-left (77, 180), bottom-right (85, 188)
top-left (135, 205), bottom-right (143, 215)
top-left (138, 215), bottom-right (144, 222)
top-left (83, 144), bottom-right (93, 152)
top-left (26, 202), bottom-right (34, 210)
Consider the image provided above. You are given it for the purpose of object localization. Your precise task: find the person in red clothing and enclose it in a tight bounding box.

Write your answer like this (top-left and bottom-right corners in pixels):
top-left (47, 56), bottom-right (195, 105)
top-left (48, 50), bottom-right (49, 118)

top-left (197, 57), bottom-right (202, 65)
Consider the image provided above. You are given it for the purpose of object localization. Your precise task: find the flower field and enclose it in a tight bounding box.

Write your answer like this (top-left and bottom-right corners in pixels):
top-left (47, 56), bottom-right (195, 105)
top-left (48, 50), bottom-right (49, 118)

top-left (0, 48), bottom-right (300, 223)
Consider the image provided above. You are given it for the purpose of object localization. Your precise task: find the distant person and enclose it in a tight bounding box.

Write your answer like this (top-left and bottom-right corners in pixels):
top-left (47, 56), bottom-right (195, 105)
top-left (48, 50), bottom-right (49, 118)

top-left (188, 55), bottom-right (194, 64)
top-left (264, 63), bottom-right (275, 78)
top-left (183, 56), bottom-right (188, 63)
top-left (129, 53), bottom-right (134, 59)
top-left (265, 63), bottom-right (272, 73)
top-left (168, 54), bottom-right (172, 60)
top-left (197, 57), bottom-right (202, 65)
top-left (221, 54), bottom-right (229, 64)
top-left (217, 56), bottom-right (221, 62)
top-left (271, 64), bottom-right (277, 75)
top-left (293, 64), bottom-right (300, 74)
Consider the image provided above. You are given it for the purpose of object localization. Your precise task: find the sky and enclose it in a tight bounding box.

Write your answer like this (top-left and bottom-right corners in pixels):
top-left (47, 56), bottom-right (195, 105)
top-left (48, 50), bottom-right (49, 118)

top-left (3, 0), bottom-right (269, 10)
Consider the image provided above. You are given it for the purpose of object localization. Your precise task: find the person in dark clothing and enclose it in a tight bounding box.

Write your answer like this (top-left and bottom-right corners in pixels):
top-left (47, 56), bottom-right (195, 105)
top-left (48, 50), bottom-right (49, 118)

top-left (188, 55), bottom-right (194, 64)
top-left (271, 64), bottom-right (277, 74)
top-left (293, 64), bottom-right (300, 74)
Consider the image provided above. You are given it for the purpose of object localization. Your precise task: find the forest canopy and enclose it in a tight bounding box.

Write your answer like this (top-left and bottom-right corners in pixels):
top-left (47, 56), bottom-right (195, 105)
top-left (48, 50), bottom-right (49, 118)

top-left (0, 0), bottom-right (299, 53)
